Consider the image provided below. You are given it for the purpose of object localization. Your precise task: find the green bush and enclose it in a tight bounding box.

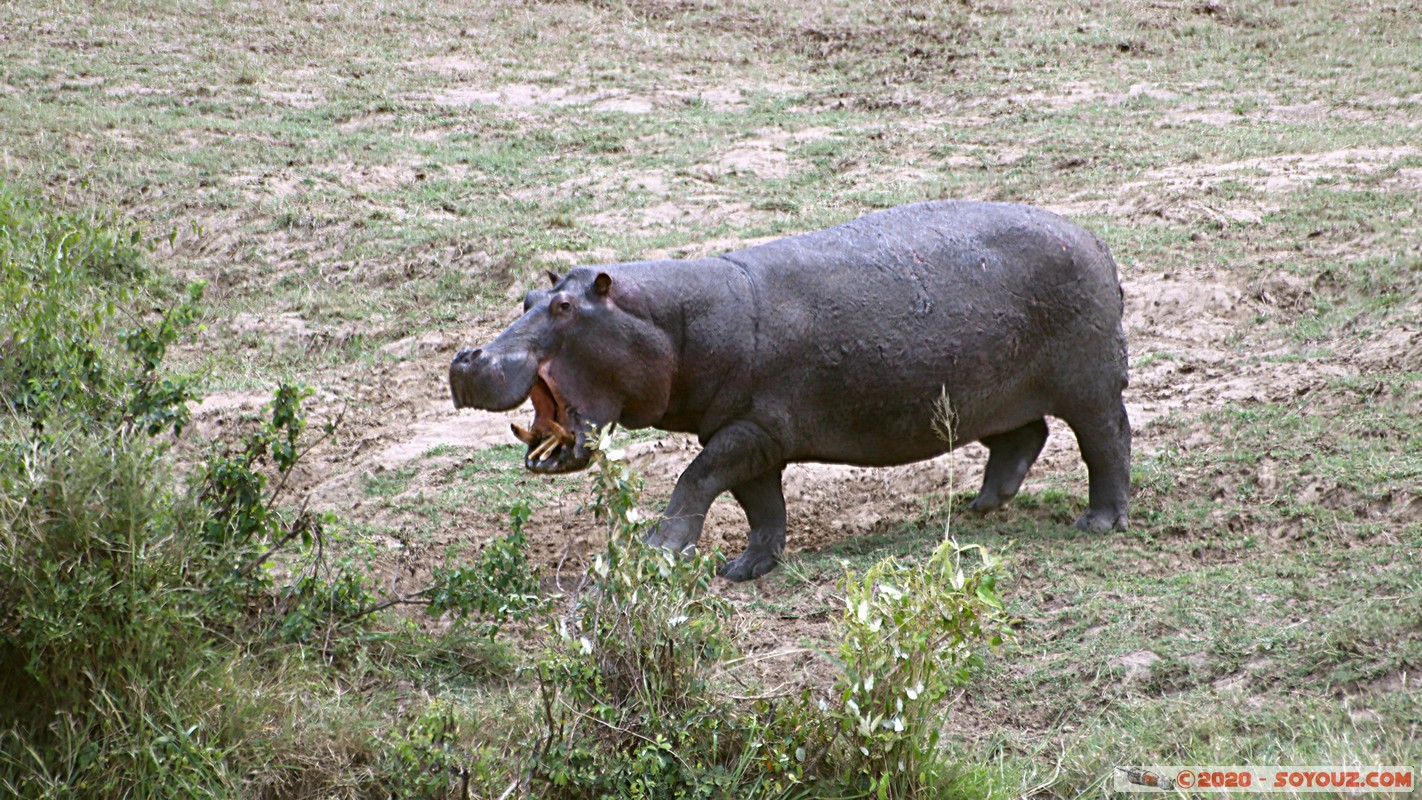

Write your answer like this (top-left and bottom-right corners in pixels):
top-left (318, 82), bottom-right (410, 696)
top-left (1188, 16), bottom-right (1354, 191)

top-left (0, 418), bottom-right (243, 798)
top-left (831, 541), bottom-right (1011, 797)
top-left (0, 178), bottom-right (200, 434)
top-left (529, 430), bottom-right (749, 798)
top-left (0, 184), bottom-right (542, 797)
top-left (526, 430), bottom-right (1013, 799)
top-left (421, 502), bottom-right (544, 638)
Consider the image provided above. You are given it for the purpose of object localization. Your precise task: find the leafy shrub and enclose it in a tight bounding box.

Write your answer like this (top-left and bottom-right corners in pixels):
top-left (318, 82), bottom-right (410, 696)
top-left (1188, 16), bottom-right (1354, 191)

top-left (0, 184), bottom-right (543, 797)
top-left (377, 695), bottom-right (534, 800)
top-left (421, 502), bottom-right (545, 637)
top-left (831, 541), bottom-right (1011, 797)
top-left (0, 180), bottom-right (197, 432)
top-left (525, 428), bottom-right (1013, 799)
top-left (529, 429), bottom-right (747, 798)
top-left (0, 416), bottom-right (240, 798)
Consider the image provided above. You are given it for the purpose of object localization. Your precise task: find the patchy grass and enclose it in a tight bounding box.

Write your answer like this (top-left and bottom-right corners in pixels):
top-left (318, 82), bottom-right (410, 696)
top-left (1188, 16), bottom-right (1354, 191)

top-left (3, 0), bottom-right (1419, 794)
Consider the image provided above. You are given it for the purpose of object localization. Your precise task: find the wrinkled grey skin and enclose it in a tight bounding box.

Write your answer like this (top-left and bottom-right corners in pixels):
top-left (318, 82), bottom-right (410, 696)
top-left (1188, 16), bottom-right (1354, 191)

top-left (451, 201), bottom-right (1130, 581)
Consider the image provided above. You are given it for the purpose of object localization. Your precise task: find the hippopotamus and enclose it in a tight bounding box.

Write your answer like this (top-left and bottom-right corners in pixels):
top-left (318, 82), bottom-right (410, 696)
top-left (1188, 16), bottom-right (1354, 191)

top-left (449, 200), bottom-right (1130, 580)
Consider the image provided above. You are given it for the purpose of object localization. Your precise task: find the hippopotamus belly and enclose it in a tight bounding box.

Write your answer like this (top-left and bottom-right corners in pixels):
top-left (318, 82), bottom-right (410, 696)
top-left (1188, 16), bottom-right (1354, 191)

top-left (450, 200), bottom-right (1131, 580)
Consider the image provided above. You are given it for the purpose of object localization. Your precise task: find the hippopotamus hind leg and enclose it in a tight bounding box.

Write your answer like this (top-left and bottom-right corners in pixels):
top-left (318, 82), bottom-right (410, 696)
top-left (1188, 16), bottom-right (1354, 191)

top-left (969, 418), bottom-right (1050, 513)
top-left (720, 470), bottom-right (787, 582)
top-left (1065, 400), bottom-right (1131, 532)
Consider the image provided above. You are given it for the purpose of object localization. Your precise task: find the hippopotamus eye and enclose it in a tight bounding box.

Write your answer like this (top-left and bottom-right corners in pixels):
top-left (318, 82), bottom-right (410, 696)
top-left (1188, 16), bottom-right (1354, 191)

top-left (558, 300), bottom-right (572, 313)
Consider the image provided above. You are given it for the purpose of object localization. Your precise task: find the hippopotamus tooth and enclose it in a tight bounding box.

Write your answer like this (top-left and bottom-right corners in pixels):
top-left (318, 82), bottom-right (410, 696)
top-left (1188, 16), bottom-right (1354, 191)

top-left (450, 200), bottom-right (1131, 581)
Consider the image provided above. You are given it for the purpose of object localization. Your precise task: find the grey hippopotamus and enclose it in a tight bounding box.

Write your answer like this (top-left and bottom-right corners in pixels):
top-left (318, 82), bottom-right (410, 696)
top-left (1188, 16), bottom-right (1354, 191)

top-left (450, 200), bottom-right (1130, 580)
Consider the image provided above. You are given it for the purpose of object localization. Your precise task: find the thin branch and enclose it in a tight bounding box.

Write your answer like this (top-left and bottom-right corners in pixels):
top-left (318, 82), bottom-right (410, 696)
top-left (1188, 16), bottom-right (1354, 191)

top-left (238, 496), bottom-right (311, 577)
top-left (353, 589), bottom-right (434, 619)
top-left (711, 647), bottom-right (818, 678)
top-left (263, 400), bottom-right (346, 514)
top-left (555, 697), bottom-right (696, 773)
top-left (723, 681), bottom-right (798, 702)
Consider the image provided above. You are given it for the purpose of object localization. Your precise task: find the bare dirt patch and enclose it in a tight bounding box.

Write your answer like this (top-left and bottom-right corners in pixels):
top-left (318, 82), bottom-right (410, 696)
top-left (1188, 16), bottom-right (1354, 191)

top-left (584, 196), bottom-right (765, 238)
top-left (1004, 80), bottom-right (1113, 111)
top-left (1050, 146), bottom-right (1421, 224)
top-left (419, 83), bottom-right (606, 109)
top-left (413, 81), bottom-right (787, 115)
top-left (259, 88), bottom-right (325, 109)
top-left (1144, 146), bottom-right (1421, 194)
top-left (697, 129), bottom-right (806, 180)
top-left (713, 145), bottom-right (792, 179)
top-left (415, 55), bottom-right (488, 75)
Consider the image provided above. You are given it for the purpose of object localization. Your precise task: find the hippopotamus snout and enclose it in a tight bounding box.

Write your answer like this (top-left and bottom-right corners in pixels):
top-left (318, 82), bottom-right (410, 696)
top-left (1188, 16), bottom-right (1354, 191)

top-left (449, 343), bottom-right (594, 475)
top-left (448, 346), bottom-right (539, 412)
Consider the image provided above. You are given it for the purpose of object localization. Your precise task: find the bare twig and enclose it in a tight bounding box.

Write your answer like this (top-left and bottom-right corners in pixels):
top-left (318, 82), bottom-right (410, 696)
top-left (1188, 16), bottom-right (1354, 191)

top-left (710, 647), bottom-right (818, 678)
top-left (555, 697), bottom-right (696, 773)
top-left (353, 589), bottom-right (434, 619)
top-left (723, 682), bottom-right (798, 701)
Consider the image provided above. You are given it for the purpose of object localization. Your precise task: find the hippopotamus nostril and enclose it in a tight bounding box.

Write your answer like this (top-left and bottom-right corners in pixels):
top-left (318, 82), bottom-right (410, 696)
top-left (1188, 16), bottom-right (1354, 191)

top-left (453, 347), bottom-right (480, 365)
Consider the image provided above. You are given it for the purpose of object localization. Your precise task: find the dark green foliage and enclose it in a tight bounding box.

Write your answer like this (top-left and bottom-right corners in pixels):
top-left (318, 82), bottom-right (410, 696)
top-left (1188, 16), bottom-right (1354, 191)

top-left (0, 186), bottom-right (544, 798)
top-left (0, 179), bottom-right (200, 435)
top-left (0, 419), bottom-right (237, 798)
top-left (197, 383), bottom-right (312, 550)
top-left (423, 503), bottom-right (544, 636)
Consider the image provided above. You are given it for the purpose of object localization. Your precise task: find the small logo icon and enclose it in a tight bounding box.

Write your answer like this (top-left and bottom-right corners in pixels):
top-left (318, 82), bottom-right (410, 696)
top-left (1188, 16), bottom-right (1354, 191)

top-left (1121, 768), bottom-right (1176, 791)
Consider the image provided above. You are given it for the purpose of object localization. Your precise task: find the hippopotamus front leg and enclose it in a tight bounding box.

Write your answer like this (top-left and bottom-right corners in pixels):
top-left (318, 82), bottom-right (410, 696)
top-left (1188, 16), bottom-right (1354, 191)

top-left (722, 470), bottom-right (786, 581)
top-left (644, 421), bottom-right (785, 578)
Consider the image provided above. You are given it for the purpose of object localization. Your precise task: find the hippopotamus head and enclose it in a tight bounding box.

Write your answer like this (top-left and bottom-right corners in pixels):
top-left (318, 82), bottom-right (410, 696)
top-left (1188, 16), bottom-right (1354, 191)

top-left (449, 267), bottom-right (674, 474)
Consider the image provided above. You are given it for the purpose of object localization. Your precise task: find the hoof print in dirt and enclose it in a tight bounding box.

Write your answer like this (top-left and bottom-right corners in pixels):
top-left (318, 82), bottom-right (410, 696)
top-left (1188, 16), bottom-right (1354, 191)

top-left (451, 201), bottom-right (1132, 579)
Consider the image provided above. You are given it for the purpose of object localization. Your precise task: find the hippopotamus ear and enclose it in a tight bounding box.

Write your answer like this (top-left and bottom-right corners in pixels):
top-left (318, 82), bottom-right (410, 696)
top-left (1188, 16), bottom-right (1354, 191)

top-left (523, 287), bottom-right (550, 312)
top-left (545, 270), bottom-right (561, 287)
top-left (593, 272), bottom-right (612, 297)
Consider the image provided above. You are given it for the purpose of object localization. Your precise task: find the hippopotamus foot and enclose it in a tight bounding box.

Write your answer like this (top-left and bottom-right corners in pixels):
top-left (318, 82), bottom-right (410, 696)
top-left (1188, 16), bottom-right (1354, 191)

top-left (969, 418), bottom-right (1050, 513)
top-left (644, 515), bottom-right (701, 554)
top-left (1065, 399), bottom-right (1132, 532)
top-left (1073, 507), bottom-right (1129, 533)
top-left (720, 548), bottom-right (780, 582)
top-left (718, 470), bottom-right (786, 582)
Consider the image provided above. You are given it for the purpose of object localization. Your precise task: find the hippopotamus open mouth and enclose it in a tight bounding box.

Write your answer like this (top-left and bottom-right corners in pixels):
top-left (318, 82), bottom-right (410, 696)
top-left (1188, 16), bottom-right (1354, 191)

top-left (448, 345), bottom-right (594, 474)
top-left (511, 364), bottom-right (592, 474)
